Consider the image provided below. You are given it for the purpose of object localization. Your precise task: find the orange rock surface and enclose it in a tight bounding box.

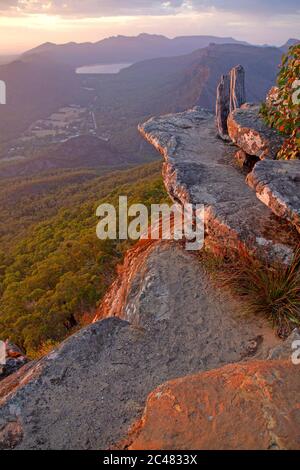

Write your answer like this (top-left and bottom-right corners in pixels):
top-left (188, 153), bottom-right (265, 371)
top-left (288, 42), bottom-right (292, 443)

top-left (125, 360), bottom-right (300, 450)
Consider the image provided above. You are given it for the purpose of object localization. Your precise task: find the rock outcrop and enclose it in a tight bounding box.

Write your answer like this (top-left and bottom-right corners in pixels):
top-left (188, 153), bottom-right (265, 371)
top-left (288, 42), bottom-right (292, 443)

top-left (139, 107), bottom-right (297, 263)
top-left (227, 105), bottom-right (284, 160)
top-left (268, 329), bottom-right (300, 360)
top-left (223, 74), bottom-right (299, 236)
top-left (94, 238), bottom-right (158, 321)
top-left (216, 74), bottom-right (231, 139)
top-left (123, 360), bottom-right (300, 450)
top-left (0, 341), bottom-right (28, 380)
top-left (247, 159), bottom-right (300, 234)
top-left (230, 65), bottom-right (246, 112)
top-left (0, 241), bottom-right (281, 449)
top-left (216, 65), bottom-right (246, 140)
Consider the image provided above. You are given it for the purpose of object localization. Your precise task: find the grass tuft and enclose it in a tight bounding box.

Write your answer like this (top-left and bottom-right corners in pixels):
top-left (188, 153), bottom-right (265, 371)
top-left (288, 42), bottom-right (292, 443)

top-left (200, 244), bottom-right (300, 338)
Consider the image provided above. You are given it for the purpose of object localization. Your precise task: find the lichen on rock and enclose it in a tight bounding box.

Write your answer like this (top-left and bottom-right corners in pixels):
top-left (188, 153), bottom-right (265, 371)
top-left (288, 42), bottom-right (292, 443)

top-left (123, 360), bottom-right (300, 450)
top-left (228, 105), bottom-right (284, 160)
top-left (247, 159), bottom-right (300, 233)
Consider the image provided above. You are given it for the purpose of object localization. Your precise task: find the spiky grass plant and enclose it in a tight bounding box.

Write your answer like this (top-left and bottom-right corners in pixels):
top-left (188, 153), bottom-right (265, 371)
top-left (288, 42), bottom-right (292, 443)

top-left (200, 245), bottom-right (300, 337)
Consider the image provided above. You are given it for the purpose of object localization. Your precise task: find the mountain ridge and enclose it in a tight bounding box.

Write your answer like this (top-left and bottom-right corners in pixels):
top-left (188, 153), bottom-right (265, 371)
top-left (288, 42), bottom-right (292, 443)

top-left (21, 33), bottom-right (250, 67)
top-left (280, 38), bottom-right (299, 51)
top-left (88, 43), bottom-right (284, 156)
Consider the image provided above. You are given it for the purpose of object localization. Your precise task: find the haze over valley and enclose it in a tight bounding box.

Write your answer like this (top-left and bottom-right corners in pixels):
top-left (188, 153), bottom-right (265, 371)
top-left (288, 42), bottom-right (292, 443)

top-left (0, 34), bottom-right (297, 177)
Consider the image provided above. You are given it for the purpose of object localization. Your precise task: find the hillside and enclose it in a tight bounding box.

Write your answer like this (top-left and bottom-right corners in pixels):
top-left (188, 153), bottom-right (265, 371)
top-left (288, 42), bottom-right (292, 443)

top-left (280, 38), bottom-right (300, 52)
top-left (87, 43), bottom-right (283, 155)
top-left (23, 33), bottom-right (248, 67)
top-left (0, 135), bottom-right (129, 178)
top-left (0, 55), bottom-right (17, 65)
top-left (0, 58), bottom-right (84, 146)
top-left (0, 162), bottom-right (168, 355)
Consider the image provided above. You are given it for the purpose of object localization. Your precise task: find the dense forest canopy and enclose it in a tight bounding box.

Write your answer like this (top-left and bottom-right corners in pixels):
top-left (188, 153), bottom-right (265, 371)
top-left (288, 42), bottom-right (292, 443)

top-left (0, 162), bottom-right (168, 356)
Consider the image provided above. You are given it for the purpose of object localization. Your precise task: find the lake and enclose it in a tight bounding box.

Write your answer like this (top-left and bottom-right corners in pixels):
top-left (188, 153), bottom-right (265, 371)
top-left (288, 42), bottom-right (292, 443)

top-left (76, 63), bottom-right (132, 75)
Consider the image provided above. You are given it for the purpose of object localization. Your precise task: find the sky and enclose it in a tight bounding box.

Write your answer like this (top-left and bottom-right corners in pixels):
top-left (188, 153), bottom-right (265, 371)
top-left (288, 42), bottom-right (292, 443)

top-left (0, 0), bottom-right (299, 54)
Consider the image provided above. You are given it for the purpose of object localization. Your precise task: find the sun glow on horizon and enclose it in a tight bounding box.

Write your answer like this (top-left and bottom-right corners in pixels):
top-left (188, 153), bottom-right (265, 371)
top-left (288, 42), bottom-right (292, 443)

top-left (0, 8), bottom-right (299, 54)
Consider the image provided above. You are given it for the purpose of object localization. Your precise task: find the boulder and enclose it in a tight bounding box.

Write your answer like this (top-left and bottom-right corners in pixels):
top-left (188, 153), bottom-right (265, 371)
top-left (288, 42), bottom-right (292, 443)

top-left (247, 159), bottom-right (300, 233)
top-left (228, 105), bottom-right (284, 159)
top-left (5, 341), bottom-right (24, 359)
top-left (0, 341), bottom-right (28, 380)
top-left (1, 357), bottom-right (28, 380)
top-left (268, 329), bottom-right (300, 360)
top-left (124, 360), bottom-right (300, 450)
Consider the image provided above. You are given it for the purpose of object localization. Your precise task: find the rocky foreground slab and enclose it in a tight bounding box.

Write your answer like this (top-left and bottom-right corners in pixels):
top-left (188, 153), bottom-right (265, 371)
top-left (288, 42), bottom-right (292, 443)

top-left (0, 242), bottom-right (281, 450)
top-left (122, 360), bottom-right (300, 450)
top-left (139, 107), bottom-right (297, 263)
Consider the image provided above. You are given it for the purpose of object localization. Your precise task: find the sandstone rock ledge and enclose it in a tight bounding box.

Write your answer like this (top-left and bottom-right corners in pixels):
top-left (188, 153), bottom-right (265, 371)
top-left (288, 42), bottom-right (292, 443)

top-left (139, 107), bottom-right (297, 263)
top-left (227, 105), bottom-right (284, 160)
top-left (247, 159), bottom-right (300, 234)
top-left (123, 360), bottom-right (300, 450)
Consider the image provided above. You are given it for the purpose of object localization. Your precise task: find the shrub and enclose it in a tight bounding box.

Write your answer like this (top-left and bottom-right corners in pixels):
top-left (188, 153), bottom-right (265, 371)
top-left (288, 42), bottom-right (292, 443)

top-left (200, 245), bottom-right (300, 338)
top-left (27, 339), bottom-right (61, 360)
top-left (261, 43), bottom-right (300, 160)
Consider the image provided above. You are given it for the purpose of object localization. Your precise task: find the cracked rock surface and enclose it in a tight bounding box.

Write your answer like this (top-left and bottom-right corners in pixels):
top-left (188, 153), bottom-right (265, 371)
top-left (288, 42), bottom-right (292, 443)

top-left (247, 159), bottom-right (300, 234)
top-left (227, 105), bottom-right (284, 159)
top-left (123, 359), bottom-right (300, 450)
top-left (139, 107), bottom-right (297, 263)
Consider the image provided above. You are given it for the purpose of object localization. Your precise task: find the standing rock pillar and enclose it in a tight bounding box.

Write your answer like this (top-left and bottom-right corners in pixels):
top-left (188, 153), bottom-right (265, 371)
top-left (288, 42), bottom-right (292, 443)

top-left (216, 65), bottom-right (246, 140)
top-left (216, 74), bottom-right (231, 140)
top-left (230, 65), bottom-right (246, 112)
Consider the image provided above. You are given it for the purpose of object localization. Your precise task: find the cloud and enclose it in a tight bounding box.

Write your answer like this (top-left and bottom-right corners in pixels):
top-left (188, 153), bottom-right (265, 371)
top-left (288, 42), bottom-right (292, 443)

top-left (0, 0), bottom-right (18, 10)
top-left (0, 0), bottom-right (299, 17)
top-left (0, 1), bottom-right (183, 16)
top-left (191, 0), bottom-right (300, 15)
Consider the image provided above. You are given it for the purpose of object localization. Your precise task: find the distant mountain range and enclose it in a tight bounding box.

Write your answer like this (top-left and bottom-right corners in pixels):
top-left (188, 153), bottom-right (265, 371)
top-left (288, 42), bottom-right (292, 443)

top-left (22, 33), bottom-right (250, 67)
top-left (88, 43), bottom-right (285, 156)
top-left (121, 43), bottom-right (284, 110)
top-left (21, 34), bottom-right (299, 69)
top-left (0, 35), bottom-right (298, 176)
